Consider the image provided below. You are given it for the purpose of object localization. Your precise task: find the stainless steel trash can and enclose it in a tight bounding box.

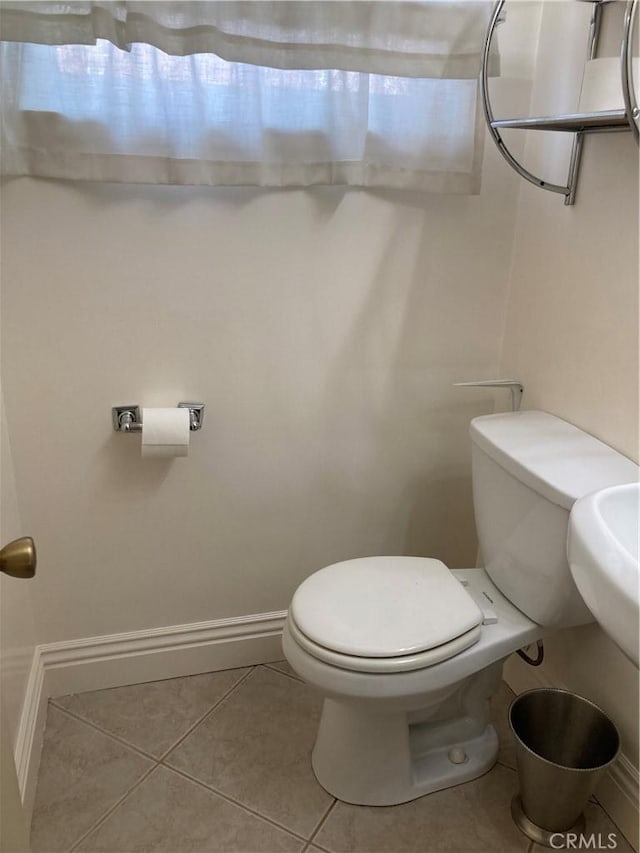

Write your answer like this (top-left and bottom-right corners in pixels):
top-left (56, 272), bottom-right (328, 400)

top-left (509, 688), bottom-right (620, 847)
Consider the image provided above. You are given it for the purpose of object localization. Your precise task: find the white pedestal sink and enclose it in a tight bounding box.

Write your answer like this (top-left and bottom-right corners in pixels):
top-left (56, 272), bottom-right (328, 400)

top-left (568, 482), bottom-right (639, 666)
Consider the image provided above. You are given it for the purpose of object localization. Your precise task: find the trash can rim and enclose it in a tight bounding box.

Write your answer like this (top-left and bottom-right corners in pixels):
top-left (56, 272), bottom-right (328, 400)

top-left (508, 687), bottom-right (620, 774)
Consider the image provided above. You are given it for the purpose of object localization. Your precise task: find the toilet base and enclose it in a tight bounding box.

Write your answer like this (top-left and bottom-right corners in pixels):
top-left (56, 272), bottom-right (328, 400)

top-left (310, 663), bottom-right (502, 806)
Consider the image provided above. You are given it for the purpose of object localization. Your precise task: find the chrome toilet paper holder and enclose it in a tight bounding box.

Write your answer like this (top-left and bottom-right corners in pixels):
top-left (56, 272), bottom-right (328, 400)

top-left (112, 403), bottom-right (205, 432)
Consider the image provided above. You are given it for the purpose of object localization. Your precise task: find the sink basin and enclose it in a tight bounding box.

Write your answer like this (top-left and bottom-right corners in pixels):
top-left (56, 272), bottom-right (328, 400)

top-left (568, 482), bottom-right (639, 666)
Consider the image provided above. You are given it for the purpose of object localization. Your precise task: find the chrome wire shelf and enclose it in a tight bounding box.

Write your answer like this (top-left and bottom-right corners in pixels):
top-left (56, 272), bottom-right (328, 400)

top-left (491, 110), bottom-right (630, 134)
top-left (481, 0), bottom-right (638, 206)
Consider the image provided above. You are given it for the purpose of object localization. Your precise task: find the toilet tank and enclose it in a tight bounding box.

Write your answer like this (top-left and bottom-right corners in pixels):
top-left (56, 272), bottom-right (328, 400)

top-left (470, 411), bottom-right (638, 628)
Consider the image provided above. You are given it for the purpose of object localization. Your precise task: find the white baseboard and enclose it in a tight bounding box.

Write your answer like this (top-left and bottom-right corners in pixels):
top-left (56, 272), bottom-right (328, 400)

top-left (39, 610), bottom-right (287, 697)
top-left (503, 656), bottom-right (639, 851)
top-left (13, 648), bottom-right (48, 823)
top-left (14, 610), bottom-right (287, 815)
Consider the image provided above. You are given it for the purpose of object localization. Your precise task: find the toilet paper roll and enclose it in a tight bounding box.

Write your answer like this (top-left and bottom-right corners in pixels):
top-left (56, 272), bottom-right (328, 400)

top-left (141, 407), bottom-right (190, 458)
top-left (578, 57), bottom-right (640, 114)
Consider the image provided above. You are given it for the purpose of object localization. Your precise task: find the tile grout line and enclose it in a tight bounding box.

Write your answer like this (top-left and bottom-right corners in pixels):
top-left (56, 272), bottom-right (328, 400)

top-left (495, 758), bottom-right (517, 772)
top-left (306, 838), bottom-right (333, 853)
top-left (589, 799), bottom-right (635, 849)
top-left (159, 761), bottom-right (310, 845)
top-left (48, 701), bottom-right (159, 763)
top-left (62, 662), bottom-right (288, 853)
top-left (262, 662), bottom-right (305, 684)
top-left (66, 763), bottom-right (158, 853)
top-left (157, 666), bottom-right (256, 762)
top-left (60, 667), bottom-right (549, 853)
top-left (159, 666), bottom-right (333, 845)
top-left (49, 665), bottom-right (255, 766)
top-left (304, 797), bottom-right (338, 851)
top-left (40, 674), bottom-right (549, 853)
top-left (51, 668), bottom-right (260, 853)
top-left (40, 665), bottom-right (304, 844)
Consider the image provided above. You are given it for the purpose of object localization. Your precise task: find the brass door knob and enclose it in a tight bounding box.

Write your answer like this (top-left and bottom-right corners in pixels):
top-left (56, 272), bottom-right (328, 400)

top-left (0, 537), bottom-right (36, 579)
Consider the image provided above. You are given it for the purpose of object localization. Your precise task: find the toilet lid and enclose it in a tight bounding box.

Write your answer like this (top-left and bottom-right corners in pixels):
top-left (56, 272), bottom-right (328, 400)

top-left (290, 557), bottom-right (483, 658)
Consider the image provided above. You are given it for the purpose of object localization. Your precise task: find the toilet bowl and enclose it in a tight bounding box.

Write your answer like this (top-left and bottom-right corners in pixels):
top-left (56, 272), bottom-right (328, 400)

top-left (283, 412), bottom-right (638, 807)
top-left (283, 561), bottom-right (541, 805)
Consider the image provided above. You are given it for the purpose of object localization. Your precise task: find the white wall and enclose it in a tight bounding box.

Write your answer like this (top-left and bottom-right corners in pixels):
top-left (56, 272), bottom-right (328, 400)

top-left (501, 1), bottom-right (639, 458)
top-left (500, 0), bottom-right (639, 818)
top-left (1, 112), bottom-right (527, 644)
top-left (0, 12), bottom-right (539, 645)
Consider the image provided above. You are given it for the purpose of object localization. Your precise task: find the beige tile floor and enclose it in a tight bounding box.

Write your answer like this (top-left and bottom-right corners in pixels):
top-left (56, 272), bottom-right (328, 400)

top-left (31, 661), bottom-right (632, 853)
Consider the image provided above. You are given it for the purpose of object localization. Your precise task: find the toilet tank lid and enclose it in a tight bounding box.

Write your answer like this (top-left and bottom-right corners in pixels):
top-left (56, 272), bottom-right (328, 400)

top-left (470, 411), bottom-right (638, 510)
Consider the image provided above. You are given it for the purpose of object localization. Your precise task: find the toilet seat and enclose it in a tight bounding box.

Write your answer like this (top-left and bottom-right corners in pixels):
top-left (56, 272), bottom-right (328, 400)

top-left (289, 556), bottom-right (483, 674)
top-left (288, 611), bottom-right (482, 673)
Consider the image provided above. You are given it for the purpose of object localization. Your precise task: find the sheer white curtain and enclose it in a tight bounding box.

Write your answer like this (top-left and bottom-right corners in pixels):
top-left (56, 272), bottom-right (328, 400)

top-left (0, 1), bottom-right (498, 191)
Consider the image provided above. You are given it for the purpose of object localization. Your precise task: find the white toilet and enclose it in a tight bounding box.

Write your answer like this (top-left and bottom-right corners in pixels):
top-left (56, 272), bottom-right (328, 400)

top-left (283, 410), bottom-right (637, 806)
